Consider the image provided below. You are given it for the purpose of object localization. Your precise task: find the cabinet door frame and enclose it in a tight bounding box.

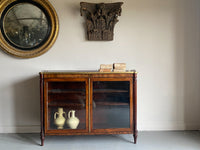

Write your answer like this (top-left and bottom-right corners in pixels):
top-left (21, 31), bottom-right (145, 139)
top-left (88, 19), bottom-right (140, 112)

top-left (43, 78), bottom-right (89, 135)
top-left (89, 77), bottom-right (133, 134)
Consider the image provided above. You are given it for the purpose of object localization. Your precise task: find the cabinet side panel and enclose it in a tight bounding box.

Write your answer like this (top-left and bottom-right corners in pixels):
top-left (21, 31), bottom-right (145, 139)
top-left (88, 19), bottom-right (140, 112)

top-left (89, 78), bottom-right (93, 132)
top-left (133, 73), bottom-right (138, 143)
top-left (85, 79), bottom-right (89, 132)
top-left (44, 80), bottom-right (49, 134)
top-left (129, 78), bottom-right (133, 131)
top-left (40, 73), bottom-right (44, 145)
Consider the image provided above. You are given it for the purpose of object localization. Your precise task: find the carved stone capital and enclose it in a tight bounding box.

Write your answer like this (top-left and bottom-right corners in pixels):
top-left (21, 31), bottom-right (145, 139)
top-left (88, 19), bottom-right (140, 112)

top-left (80, 2), bottom-right (123, 41)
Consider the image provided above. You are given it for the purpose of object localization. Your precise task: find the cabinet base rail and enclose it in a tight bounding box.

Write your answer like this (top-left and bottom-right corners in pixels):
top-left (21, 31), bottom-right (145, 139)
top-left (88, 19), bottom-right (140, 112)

top-left (40, 132), bottom-right (138, 146)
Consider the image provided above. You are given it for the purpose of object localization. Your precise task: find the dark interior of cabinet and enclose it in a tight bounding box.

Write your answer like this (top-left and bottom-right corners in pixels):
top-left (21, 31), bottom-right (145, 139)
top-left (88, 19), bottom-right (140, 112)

top-left (45, 80), bottom-right (131, 130)
top-left (92, 81), bottom-right (130, 129)
top-left (47, 81), bottom-right (86, 130)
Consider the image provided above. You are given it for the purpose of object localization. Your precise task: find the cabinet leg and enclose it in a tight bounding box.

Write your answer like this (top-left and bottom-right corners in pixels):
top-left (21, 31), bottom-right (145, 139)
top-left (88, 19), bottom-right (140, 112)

top-left (133, 131), bottom-right (138, 144)
top-left (40, 132), bottom-right (44, 146)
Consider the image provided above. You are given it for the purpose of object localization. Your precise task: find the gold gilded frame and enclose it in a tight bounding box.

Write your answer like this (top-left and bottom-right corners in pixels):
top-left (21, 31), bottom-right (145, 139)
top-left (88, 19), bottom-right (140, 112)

top-left (0, 0), bottom-right (59, 58)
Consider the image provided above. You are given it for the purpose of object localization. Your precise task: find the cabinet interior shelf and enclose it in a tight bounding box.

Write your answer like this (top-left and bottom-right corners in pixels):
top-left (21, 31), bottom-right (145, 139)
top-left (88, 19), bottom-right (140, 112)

top-left (93, 89), bottom-right (128, 93)
top-left (48, 89), bottom-right (128, 94)
top-left (48, 89), bottom-right (85, 94)
top-left (48, 103), bottom-right (85, 107)
top-left (48, 102), bottom-right (128, 107)
top-left (95, 102), bottom-right (129, 106)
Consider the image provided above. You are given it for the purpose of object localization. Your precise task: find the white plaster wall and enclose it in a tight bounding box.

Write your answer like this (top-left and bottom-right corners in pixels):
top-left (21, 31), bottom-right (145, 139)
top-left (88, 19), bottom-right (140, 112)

top-left (0, 0), bottom-right (200, 133)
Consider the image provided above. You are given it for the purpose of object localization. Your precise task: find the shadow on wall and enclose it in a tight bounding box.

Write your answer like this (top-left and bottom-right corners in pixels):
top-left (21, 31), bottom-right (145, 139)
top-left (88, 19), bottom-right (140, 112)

top-left (61, 1), bottom-right (87, 40)
top-left (13, 75), bottom-right (40, 132)
top-left (175, 0), bottom-right (200, 129)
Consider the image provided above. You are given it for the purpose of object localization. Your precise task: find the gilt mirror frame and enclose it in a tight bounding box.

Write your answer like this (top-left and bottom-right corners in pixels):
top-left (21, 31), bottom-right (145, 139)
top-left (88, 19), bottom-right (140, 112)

top-left (0, 0), bottom-right (59, 58)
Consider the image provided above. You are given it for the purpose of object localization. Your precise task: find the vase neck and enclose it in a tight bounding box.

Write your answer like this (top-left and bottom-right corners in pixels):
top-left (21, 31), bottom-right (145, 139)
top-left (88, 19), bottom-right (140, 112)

top-left (71, 111), bottom-right (75, 117)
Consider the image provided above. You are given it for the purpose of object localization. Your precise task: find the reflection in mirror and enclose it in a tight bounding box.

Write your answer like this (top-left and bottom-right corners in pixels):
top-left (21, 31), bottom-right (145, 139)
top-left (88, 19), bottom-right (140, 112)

top-left (3, 3), bottom-right (49, 50)
top-left (0, 0), bottom-right (59, 58)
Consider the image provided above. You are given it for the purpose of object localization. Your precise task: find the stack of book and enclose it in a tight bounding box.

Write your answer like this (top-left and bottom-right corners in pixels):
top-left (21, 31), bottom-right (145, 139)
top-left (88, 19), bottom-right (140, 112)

top-left (99, 64), bottom-right (113, 72)
top-left (113, 63), bottom-right (126, 72)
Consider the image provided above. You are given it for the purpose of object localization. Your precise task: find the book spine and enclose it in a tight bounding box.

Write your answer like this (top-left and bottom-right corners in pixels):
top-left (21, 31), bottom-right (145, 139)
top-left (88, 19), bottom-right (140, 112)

top-left (99, 68), bottom-right (112, 72)
top-left (113, 63), bottom-right (126, 69)
top-left (113, 69), bottom-right (126, 72)
top-left (100, 64), bottom-right (113, 69)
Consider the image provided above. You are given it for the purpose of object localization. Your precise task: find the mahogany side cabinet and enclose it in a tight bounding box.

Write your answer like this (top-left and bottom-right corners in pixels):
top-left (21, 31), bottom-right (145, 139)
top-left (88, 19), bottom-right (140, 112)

top-left (40, 71), bottom-right (137, 146)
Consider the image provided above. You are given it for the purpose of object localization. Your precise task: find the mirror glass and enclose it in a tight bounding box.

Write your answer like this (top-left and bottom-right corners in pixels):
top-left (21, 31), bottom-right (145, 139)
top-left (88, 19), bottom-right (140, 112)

top-left (3, 3), bottom-right (50, 50)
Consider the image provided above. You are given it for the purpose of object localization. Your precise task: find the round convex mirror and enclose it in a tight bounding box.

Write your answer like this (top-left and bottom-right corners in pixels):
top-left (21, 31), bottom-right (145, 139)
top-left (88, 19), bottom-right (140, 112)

top-left (0, 0), bottom-right (59, 58)
top-left (3, 3), bottom-right (50, 50)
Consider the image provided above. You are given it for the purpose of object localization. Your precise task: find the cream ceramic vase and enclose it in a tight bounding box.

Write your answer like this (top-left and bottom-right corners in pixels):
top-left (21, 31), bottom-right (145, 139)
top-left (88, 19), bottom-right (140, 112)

top-left (66, 110), bottom-right (80, 129)
top-left (54, 107), bottom-right (66, 129)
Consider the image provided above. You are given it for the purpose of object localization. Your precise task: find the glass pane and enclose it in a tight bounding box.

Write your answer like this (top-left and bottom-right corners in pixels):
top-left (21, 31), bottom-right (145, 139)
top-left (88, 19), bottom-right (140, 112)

top-left (93, 81), bottom-right (130, 129)
top-left (47, 81), bottom-right (86, 130)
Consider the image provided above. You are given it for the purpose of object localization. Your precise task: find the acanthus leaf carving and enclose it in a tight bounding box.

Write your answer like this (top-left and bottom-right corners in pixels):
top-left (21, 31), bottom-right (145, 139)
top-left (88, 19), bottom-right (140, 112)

top-left (80, 2), bottom-right (123, 41)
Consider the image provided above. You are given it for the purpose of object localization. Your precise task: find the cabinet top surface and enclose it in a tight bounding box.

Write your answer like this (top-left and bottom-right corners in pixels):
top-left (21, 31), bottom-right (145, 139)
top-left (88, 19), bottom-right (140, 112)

top-left (40, 70), bottom-right (137, 75)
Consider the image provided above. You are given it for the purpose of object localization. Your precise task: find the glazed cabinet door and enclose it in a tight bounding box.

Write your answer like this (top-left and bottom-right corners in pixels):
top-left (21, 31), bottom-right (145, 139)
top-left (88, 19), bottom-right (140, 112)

top-left (90, 78), bottom-right (133, 133)
top-left (44, 78), bottom-right (89, 134)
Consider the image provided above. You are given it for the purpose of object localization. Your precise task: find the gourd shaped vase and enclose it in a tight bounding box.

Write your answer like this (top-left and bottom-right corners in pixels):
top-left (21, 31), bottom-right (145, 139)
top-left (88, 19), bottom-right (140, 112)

top-left (66, 110), bottom-right (80, 129)
top-left (54, 107), bottom-right (66, 129)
